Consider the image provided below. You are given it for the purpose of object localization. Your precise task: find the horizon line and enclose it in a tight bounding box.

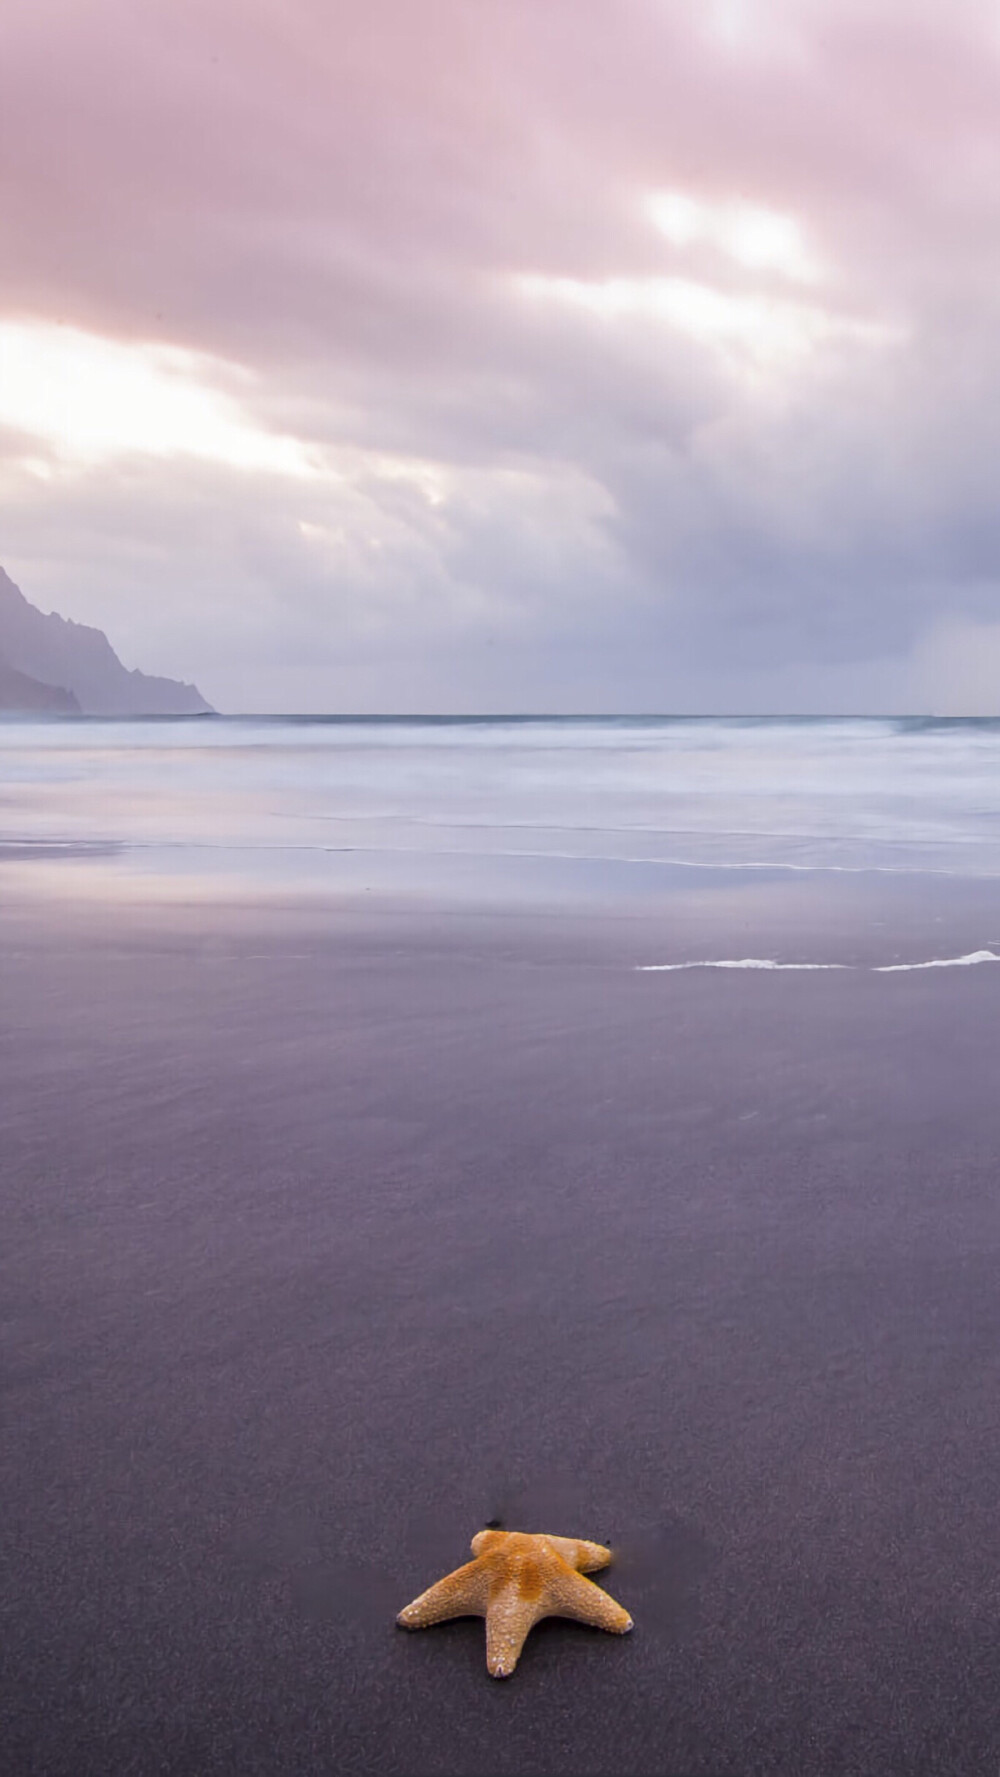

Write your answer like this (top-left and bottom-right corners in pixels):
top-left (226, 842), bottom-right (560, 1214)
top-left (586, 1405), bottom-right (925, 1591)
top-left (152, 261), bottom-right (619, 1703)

top-left (9, 709), bottom-right (999, 723)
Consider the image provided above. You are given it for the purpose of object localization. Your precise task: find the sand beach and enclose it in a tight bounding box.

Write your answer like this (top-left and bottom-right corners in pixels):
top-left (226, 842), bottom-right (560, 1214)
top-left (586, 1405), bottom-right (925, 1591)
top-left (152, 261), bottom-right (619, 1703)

top-left (3, 870), bottom-right (1000, 1775)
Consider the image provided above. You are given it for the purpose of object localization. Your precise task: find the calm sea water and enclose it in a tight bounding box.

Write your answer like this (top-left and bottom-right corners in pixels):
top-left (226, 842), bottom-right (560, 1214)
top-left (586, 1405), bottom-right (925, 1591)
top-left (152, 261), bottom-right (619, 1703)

top-left (3, 714), bottom-right (1000, 901)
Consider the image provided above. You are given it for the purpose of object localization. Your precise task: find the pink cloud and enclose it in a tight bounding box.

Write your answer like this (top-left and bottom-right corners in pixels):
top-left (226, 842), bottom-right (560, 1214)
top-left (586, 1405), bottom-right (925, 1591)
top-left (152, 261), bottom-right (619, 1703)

top-left (3, 0), bottom-right (1000, 710)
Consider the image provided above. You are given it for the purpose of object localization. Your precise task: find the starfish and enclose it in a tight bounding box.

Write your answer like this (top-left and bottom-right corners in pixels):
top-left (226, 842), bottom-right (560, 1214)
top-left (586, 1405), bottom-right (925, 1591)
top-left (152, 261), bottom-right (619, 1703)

top-left (397, 1528), bottom-right (633, 1677)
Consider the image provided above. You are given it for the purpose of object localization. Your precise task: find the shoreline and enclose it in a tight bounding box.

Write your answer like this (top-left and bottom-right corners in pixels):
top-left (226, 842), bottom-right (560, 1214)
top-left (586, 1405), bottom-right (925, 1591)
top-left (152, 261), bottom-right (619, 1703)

top-left (4, 856), bottom-right (1000, 964)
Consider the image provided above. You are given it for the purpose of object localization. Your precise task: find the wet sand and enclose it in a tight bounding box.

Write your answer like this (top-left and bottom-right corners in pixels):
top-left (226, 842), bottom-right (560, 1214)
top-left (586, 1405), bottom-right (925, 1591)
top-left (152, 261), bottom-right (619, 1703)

top-left (3, 887), bottom-right (1000, 1775)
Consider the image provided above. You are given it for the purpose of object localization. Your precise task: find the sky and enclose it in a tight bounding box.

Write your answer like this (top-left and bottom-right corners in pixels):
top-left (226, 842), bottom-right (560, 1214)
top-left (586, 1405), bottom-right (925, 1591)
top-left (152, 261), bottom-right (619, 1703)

top-left (3, 0), bottom-right (1000, 713)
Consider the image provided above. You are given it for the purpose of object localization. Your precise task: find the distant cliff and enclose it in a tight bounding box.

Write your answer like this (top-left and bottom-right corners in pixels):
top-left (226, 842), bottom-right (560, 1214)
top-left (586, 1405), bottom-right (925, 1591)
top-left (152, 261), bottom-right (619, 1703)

top-left (0, 565), bottom-right (213, 715)
top-left (0, 654), bottom-right (80, 713)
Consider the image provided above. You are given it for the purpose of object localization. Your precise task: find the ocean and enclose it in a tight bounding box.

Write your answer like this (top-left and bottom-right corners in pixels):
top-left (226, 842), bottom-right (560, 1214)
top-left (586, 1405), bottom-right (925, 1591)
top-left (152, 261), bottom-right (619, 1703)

top-left (3, 714), bottom-right (1000, 900)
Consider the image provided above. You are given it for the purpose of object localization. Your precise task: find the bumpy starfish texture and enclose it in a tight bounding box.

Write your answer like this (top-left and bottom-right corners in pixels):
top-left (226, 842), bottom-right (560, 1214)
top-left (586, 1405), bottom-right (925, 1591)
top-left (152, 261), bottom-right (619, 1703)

top-left (397, 1528), bottom-right (633, 1677)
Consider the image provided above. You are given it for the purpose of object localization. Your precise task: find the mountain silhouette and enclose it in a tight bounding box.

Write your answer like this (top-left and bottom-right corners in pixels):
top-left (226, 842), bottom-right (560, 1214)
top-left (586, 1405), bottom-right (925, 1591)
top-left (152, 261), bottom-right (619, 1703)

top-left (0, 565), bottom-right (212, 715)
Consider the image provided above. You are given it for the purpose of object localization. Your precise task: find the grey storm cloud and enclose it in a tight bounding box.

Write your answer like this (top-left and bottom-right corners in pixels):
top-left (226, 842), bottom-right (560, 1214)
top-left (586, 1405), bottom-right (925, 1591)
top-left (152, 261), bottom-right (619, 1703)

top-left (3, 0), bottom-right (1000, 710)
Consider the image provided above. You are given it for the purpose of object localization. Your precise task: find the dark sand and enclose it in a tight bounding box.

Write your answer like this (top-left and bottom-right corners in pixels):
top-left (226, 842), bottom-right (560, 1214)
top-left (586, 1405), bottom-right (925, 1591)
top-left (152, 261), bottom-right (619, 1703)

top-left (3, 884), bottom-right (1000, 1776)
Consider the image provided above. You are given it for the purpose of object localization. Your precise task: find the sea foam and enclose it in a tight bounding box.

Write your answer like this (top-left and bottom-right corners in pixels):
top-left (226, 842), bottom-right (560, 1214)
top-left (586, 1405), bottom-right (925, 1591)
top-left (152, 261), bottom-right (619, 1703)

top-left (637, 959), bottom-right (849, 971)
top-left (637, 951), bottom-right (1000, 973)
top-left (872, 949), bottom-right (1000, 972)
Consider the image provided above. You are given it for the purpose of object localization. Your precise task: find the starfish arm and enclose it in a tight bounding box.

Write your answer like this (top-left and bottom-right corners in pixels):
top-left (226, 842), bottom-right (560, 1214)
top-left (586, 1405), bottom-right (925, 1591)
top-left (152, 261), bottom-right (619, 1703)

top-left (548, 1567), bottom-right (633, 1635)
top-left (542, 1534), bottom-right (612, 1574)
top-left (485, 1591), bottom-right (544, 1678)
top-left (396, 1558), bottom-right (489, 1628)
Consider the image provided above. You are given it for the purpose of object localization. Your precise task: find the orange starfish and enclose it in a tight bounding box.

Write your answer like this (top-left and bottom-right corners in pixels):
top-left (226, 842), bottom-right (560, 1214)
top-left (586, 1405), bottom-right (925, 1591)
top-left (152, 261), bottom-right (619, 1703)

top-left (396, 1528), bottom-right (633, 1677)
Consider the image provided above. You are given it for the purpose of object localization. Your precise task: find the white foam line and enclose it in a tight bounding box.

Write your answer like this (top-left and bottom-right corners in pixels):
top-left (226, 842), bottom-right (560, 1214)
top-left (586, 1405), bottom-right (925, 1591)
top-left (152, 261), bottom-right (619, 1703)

top-left (637, 959), bottom-right (849, 971)
top-left (872, 949), bottom-right (1000, 971)
top-left (637, 950), bottom-right (1000, 973)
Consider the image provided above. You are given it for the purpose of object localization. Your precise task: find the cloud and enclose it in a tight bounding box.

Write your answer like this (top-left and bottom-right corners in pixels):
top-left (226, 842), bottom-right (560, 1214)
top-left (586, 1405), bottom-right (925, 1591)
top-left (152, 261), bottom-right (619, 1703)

top-left (3, 0), bottom-right (1000, 709)
top-left (0, 322), bottom-right (319, 475)
top-left (907, 615), bottom-right (1000, 715)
